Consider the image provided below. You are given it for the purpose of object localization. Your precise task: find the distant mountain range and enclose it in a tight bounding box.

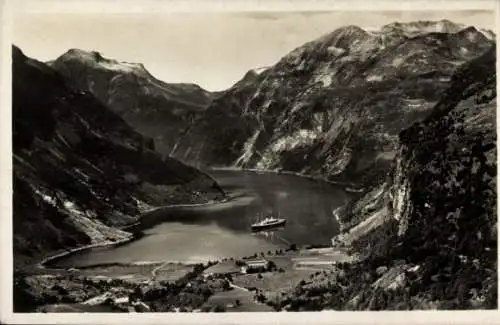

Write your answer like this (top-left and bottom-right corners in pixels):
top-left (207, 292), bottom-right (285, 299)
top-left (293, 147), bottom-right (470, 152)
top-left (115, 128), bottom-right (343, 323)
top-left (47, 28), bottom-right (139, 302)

top-left (50, 21), bottom-right (495, 189)
top-left (173, 19), bottom-right (495, 187)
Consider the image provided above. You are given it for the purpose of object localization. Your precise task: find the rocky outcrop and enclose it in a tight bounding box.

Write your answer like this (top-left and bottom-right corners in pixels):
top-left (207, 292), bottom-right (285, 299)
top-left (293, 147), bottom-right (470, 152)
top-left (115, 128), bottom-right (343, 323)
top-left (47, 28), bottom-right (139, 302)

top-left (277, 43), bottom-right (497, 311)
top-left (181, 20), bottom-right (494, 186)
top-left (50, 49), bottom-right (215, 159)
top-left (13, 46), bottom-right (224, 266)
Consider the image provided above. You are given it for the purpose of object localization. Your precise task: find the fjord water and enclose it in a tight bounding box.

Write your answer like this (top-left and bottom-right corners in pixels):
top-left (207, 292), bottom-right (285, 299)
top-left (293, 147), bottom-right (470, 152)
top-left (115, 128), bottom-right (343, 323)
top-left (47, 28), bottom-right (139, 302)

top-left (54, 170), bottom-right (351, 267)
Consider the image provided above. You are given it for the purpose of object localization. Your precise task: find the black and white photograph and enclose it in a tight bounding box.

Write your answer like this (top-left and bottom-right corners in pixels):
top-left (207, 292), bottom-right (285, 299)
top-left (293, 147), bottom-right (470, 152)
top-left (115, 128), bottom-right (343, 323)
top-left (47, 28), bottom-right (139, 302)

top-left (1, 0), bottom-right (498, 323)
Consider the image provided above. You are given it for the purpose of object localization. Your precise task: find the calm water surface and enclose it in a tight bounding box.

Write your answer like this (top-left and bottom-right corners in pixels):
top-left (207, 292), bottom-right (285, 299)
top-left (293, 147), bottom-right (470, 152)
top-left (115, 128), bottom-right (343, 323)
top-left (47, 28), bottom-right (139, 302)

top-left (54, 169), bottom-right (351, 267)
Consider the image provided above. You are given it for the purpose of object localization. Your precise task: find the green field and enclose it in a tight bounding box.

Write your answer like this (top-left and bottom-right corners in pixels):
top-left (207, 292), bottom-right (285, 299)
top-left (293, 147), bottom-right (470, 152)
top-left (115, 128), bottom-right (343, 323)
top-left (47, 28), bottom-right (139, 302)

top-left (202, 287), bottom-right (274, 312)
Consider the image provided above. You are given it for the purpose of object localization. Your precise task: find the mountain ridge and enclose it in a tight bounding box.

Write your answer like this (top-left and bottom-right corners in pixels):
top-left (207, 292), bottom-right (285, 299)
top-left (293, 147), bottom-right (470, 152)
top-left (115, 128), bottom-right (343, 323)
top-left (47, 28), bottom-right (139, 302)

top-left (175, 19), bottom-right (494, 187)
top-left (13, 45), bottom-right (225, 267)
top-left (50, 49), bottom-right (216, 158)
top-left (269, 42), bottom-right (497, 311)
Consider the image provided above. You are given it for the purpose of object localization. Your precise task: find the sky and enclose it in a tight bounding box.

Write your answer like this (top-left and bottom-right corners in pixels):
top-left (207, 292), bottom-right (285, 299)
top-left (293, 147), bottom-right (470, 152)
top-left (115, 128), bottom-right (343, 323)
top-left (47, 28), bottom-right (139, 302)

top-left (12, 9), bottom-right (496, 91)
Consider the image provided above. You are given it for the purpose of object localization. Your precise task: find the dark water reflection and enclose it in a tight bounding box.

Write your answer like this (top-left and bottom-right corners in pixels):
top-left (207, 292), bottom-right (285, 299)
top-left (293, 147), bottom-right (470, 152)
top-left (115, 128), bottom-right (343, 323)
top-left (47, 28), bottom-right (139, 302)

top-left (53, 170), bottom-right (351, 267)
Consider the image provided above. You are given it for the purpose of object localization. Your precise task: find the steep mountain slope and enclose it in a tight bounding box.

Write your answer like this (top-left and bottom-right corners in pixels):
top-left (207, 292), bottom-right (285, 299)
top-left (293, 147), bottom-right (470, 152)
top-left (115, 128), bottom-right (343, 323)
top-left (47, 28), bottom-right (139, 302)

top-left (50, 50), bottom-right (214, 158)
top-left (180, 20), bottom-right (494, 187)
top-left (272, 44), bottom-right (497, 311)
top-left (13, 46), bottom-right (224, 266)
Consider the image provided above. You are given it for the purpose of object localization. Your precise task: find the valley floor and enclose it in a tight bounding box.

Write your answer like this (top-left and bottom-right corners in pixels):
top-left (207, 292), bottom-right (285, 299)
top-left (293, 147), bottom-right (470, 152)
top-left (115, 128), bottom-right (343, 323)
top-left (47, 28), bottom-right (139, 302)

top-left (19, 245), bottom-right (355, 313)
top-left (16, 169), bottom-right (354, 313)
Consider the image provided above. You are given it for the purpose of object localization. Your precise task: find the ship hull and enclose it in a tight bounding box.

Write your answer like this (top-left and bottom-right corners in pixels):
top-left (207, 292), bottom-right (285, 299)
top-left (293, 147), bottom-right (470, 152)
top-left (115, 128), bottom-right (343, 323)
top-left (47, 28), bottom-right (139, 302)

top-left (251, 220), bottom-right (287, 232)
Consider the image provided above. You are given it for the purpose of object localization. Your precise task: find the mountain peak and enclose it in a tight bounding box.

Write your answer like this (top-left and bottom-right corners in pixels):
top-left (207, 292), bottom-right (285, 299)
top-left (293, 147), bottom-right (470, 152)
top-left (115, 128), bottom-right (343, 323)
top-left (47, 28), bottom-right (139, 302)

top-left (63, 48), bottom-right (104, 60)
top-left (12, 45), bottom-right (25, 61)
top-left (56, 49), bottom-right (148, 75)
top-left (480, 28), bottom-right (496, 41)
top-left (252, 66), bottom-right (270, 74)
top-left (460, 25), bottom-right (479, 33)
top-left (317, 25), bottom-right (371, 50)
top-left (457, 25), bottom-right (488, 43)
top-left (328, 25), bottom-right (369, 39)
top-left (381, 19), bottom-right (464, 35)
top-left (337, 25), bottom-right (367, 33)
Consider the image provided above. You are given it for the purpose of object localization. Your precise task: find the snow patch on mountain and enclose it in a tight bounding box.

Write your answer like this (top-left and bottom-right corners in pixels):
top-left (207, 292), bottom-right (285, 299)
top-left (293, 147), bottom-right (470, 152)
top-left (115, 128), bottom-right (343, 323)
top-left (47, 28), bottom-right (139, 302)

top-left (380, 19), bottom-right (465, 37)
top-left (327, 46), bottom-right (346, 56)
top-left (62, 49), bottom-right (146, 75)
top-left (480, 29), bottom-right (496, 40)
top-left (391, 57), bottom-right (405, 68)
top-left (253, 66), bottom-right (271, 75)
top-left (366, 74), bottom-right (384, 82)
top-left (297, 60), bottom-right (306, 71)
top-left (315, 74), bottom-right (333, 87)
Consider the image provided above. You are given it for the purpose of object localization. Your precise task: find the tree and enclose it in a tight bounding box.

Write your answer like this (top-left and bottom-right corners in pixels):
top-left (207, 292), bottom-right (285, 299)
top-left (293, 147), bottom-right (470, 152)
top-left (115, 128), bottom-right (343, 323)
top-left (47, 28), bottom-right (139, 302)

top-left (256, 293), bottom-right (267, 303)
top-left (212, 304), bottom-right (226, 312)
top-left (267, 261), bottom-right (277, 272)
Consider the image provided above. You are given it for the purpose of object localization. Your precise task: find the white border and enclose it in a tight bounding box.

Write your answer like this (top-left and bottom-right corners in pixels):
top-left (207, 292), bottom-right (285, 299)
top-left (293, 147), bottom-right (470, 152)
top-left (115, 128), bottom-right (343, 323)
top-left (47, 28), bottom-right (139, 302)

top-left (9, 0), bottom-right (498, 14)
top-left (1, 0), bottom-right (499, 324)
top-left (0, 0), bottom-right (14, 322)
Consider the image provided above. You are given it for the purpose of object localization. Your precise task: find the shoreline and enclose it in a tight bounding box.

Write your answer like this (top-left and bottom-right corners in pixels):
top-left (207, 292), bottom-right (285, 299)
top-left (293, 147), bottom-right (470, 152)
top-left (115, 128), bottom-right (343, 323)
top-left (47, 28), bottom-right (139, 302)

top-left (136, 193), bottom-right (236, 215)
top-left (38, 237), bottom-right (136, 270)
top-left (38, 168), bottom-right (352, 272)
top-left (39, 195), bottom-right (234, 271)
top-left (208, 167), bottom-right (364, 192)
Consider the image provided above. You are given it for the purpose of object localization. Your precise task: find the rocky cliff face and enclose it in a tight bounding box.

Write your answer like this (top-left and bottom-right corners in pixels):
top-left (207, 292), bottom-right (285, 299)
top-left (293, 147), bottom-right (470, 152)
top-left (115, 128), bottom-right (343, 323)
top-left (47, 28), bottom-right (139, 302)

top-left (276, 43), bottom-right (497, 311)
top-left (50, 49), bottom-right (215, 159)
top-left (181, 20), bottom-right (494, 186)
top-left (13, 46), bottom-right (224, 266)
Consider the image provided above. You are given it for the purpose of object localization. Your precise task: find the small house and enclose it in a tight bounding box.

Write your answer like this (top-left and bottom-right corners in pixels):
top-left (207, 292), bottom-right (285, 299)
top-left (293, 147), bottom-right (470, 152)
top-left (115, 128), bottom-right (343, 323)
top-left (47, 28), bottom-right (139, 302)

top-left (241, 259), bottom-right (270, 274)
